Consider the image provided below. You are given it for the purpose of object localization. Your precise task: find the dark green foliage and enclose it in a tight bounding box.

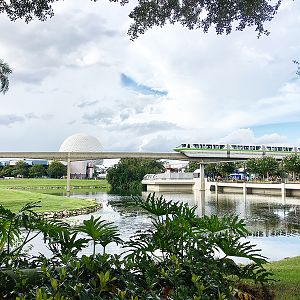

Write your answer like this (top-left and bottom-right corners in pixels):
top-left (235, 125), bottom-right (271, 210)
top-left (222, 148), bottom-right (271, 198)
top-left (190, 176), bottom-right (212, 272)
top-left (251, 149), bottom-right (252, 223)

top-left (0, 165), bottom-right (14, 177)
top-left (283, 153), bottom-right (300, 179)
top-left (204, 162), bottom-right (238, 178)
top-left (0, 59), bottom-right (12, 94)
top-left (294, 60), bottom-right (300, 76)
top-left (216, 162), bottom-right (237, 177)
top-left (47, 161), bottom-right (67, 178)
top-left (0, 195), bottom-right (272, 299)
top-left (106, 158), bottom-right (164, 194)
top-left (246, 157), bottom-right (279, 179)
top-left (127, 0), bottom-right (281, 39)
top-left (0, 201), bottom-right (44, 268)
top-left (0, 0), bottom-right (281, 39)
top-left (29, 164), bottom-right (47, 178)
top-left (0, 163), bottom-right (48, 178)
top-left (184, 161), bottom-right (199, 172)
top-left (75, 215), bottom-right (122, 256)
top-left (12, 161), bottom-right (30, 178)
top-left (125, 194), bottom-right (271, 299)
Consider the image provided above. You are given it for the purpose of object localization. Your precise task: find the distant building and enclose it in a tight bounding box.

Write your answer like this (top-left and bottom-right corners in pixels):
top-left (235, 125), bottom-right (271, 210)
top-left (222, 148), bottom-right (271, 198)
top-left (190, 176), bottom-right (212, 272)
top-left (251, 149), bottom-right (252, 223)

top-left (8, 159), bottom-right (48, 166)
top-left (164, 162), bottom-right (188, 173)
top-left (0, 161), bottom-right (8, 167)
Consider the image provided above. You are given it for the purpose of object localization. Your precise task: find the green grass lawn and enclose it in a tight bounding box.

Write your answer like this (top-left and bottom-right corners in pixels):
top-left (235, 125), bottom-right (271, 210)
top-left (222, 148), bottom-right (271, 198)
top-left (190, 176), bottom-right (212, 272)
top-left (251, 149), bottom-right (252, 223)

top-left (267, 256), bottom-right (300, 300)
top-left (0, 189), bottom-right (97, 212)
top-left (0, 178), bottom-right (110, 190)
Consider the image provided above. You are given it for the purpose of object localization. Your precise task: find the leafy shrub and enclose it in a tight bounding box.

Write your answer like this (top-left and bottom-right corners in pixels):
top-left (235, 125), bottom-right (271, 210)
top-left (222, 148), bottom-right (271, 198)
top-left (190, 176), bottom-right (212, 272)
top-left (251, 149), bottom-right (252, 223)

top-left (0, 195), bottom-right (272, 299)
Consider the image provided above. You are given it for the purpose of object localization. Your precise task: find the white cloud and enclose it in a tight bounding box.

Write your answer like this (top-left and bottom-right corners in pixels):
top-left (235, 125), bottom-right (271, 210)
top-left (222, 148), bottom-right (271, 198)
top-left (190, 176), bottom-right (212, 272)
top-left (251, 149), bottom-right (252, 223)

top-left (0, 1), bottom-right (300, 151)
top-left (220, 128), bottom-right (287, 145)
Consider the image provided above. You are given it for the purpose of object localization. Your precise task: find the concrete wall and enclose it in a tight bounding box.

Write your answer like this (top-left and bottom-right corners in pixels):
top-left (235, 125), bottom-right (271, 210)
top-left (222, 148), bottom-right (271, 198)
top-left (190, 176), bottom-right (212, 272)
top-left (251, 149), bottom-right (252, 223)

top-left (144, 179), bottom-right (300, 197)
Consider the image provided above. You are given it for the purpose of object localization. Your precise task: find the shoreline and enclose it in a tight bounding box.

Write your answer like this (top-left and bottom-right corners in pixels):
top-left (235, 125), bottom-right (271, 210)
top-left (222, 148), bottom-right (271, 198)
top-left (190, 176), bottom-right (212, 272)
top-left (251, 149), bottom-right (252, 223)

top-left (40, 201), bottom-right (102, 219)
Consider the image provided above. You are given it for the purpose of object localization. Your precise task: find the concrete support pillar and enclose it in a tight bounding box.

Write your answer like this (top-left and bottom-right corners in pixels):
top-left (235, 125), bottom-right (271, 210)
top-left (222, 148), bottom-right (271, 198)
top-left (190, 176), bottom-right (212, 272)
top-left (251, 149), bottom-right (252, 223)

top-left (199, 163), bottom-right (205, 191)
top-left (215, 181), bottom-right (218, 199)
top-left (193, 163), bottom-right (205, 192)
top-left (66, 153), bottom-right (71, 197)
top-left (281, 182), bottom-right (286, 204)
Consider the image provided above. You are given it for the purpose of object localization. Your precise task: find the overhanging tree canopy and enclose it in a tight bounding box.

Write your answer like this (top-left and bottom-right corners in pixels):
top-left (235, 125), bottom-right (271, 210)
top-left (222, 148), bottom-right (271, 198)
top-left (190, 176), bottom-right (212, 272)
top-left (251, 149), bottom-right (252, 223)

top-left (0, 59), bottom-right (12, 94)
top-left (0, 0), bottom-right (281, 39)
top-left (0, 0), bottom-right (285, 93)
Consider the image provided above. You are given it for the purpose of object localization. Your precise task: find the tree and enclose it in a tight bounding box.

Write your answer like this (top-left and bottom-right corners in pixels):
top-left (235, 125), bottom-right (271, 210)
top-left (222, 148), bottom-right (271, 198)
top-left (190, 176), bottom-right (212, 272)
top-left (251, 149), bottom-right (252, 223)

top-left (12, 161), bottom-right (29, 178)
top-left (29, 164), bottom-right (47, 178)
top-left (184, 161), bottom-right (199, 172)
top-left (127, 0), bottom-right (281, 40)
top-left (204, 163), bottom-right (217, 177)
top-left (106, 158), bottom-right (164, 194)
top-left (0, 165), bottom-right (14, 177)
top-left (215, 162), bottom-right (237, 178)
top-left (0, 0), bottom-right (281, 39)
top-left (246, 156), bottom-right (279, 179)
top-left (47, 160), bottom-right (66, 178)
top-left (246, 158), bottom-right (260, 176)
top-left (0, 59), bottom-right (12, 94)
top-left (283, 154), bottom-right (300, 181)
top-left (257, 156), bottom-right (279, 179)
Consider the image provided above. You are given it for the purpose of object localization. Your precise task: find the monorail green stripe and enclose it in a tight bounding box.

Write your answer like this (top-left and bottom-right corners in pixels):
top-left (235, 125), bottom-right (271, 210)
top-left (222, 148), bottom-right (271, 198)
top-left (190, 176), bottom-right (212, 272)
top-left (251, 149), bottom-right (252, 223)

top-left (174, 148), bottom-right (295, 153)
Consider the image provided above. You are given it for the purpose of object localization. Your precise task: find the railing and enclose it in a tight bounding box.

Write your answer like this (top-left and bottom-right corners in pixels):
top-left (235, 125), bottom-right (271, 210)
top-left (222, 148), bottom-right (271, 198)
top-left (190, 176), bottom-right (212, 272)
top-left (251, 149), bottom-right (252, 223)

top-left (143, 173), bottom-right (194, 180)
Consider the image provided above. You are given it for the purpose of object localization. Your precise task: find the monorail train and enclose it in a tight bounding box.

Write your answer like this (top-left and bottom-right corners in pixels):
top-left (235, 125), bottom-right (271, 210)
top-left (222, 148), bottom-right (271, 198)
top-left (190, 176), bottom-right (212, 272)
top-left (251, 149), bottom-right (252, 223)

top-left (174, 143), bottom-right (300, 152)
top-left (173, 143), bottom-right (300, 158)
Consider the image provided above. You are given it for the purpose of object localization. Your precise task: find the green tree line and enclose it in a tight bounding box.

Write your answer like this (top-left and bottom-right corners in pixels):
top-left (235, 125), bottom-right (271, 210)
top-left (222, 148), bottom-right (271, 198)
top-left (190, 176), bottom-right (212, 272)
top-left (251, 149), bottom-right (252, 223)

top-left (185, 154), bottom-right (300, 181)
top-left (0, 160), bottom-right (66, 179)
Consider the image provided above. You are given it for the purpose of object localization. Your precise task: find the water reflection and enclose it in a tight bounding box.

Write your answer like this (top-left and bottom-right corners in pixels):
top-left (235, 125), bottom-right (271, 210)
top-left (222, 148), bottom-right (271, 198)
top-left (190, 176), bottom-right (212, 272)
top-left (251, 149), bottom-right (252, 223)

top-left (37, 190), bottom-right (300, 261)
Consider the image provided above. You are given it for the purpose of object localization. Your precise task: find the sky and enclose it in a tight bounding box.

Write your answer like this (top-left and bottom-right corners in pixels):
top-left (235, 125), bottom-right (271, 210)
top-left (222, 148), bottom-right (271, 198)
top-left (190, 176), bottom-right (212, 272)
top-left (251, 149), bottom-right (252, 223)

top-left (0, 0), bottom-right (300, 152)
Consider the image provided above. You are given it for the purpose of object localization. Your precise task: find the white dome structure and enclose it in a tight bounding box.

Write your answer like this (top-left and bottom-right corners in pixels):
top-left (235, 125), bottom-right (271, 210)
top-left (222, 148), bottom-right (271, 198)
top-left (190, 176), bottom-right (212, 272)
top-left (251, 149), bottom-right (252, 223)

top-left (59, 133), bottom-right (103, 152)
top-left (59, 133), bottom-right (103, 179)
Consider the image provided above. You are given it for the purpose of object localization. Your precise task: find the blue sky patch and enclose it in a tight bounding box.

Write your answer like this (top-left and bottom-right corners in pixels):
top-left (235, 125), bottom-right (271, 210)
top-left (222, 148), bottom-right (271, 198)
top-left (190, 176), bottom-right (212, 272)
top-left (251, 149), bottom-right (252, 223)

top-left (120, 73), bottom-right (167, 97)
top-left (251, 121), bottom-right (300, 144)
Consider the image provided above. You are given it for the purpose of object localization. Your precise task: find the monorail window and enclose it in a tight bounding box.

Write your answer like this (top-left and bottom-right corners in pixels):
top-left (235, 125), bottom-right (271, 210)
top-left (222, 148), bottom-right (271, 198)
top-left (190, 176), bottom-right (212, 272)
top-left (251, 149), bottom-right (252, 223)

top-left (267, 146), bottom-right (272, 151)
top-left (244, 146), bottom-right (249, 150)
top-left (287, 147), bottom-right (293, 151)
top-left (206, 144), bottom-right (212, 149)
top-left (193, 144), bottom-right (199, 148)
top-left (181, 144), bottom-right (186, 148)
top-left (187, 144), bottom-right (190, 148)
top-left (219, 145), bottom-right (225, 149)
top-left (277, 147), bottom-right (282, 151)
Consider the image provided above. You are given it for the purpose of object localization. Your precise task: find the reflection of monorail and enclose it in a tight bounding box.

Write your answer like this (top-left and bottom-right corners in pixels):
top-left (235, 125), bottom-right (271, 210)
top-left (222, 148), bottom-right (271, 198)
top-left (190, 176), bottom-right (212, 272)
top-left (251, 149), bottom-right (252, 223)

top-left (173, 144), bottom-right (300, 158)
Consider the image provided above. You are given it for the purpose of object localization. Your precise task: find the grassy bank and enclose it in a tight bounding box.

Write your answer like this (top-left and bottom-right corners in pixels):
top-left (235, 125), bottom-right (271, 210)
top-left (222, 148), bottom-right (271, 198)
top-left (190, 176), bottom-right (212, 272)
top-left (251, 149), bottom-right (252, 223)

top-left (0, 178), bottom-right (110, 190)
top-left (0, 189), bottom-right (98, 212)
top-left (0, 178), bottom-right (108, 212)
top-left (267, 256), bottom-right (300, 300)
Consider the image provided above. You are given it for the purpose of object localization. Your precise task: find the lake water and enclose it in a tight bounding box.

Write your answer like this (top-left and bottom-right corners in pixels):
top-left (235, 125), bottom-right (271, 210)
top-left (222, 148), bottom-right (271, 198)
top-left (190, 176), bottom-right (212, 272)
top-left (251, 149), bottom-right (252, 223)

top-left (31, 191), bottom-right (300, 261)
